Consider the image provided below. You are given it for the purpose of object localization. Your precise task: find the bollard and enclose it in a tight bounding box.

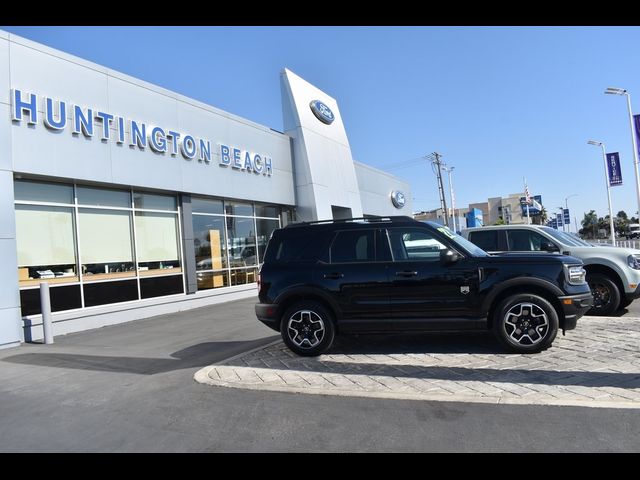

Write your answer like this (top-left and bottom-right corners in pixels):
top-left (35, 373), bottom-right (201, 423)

top-left (39, 282), bottom-right (54, 344)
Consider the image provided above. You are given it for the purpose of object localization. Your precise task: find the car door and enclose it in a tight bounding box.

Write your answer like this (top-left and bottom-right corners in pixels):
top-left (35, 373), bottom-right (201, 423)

top-left (385, 226), bottom-right (481, 330)
top-left (314, 227), bottom-right (392, 331)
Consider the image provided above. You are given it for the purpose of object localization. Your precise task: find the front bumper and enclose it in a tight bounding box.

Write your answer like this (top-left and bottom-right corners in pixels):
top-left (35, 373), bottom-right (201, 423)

top-left (255, 303), bottom-right (280, 332)
top-left (558, 292), bottom-right (593, 330)
top-left (624, 282), bottom-right (640, 303)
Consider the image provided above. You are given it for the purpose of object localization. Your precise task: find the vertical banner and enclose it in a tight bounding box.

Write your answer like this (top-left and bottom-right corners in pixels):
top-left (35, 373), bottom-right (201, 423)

top-left (556, 213), bottom-right (563, 226)
top-left (563, 208), bottom-right (570, 224)
top-left (634, 114), bottom-right (640, 158)
top-left (606, 152), bottom-right (623, 186)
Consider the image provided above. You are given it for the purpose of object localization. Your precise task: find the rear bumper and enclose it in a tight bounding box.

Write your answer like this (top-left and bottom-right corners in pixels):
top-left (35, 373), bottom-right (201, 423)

top-left (255, 303), bottom-right (280, 332)
top-left (558, 292), bottom-right (593, 330)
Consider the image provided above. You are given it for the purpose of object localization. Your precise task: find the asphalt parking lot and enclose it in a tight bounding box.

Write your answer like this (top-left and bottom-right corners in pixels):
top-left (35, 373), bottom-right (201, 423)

top-left (1, 298), bottom-right (639, 452)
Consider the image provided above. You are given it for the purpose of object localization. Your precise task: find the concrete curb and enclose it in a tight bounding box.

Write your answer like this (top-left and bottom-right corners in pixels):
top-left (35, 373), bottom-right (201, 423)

top-left (194, 365), bottom-right (640, 409)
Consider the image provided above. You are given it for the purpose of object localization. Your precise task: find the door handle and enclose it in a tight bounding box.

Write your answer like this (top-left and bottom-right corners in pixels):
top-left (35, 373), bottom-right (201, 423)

top-left (323, 272), bottom-right (344, 279)
top-left (395, 271), bottom-right (418, 277)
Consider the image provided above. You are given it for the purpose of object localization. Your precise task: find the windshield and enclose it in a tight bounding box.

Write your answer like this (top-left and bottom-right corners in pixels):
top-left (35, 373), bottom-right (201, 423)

top-left (539, 226), bottom-right (592, 247)
top-left (430, 224), bottom-right (489, 257)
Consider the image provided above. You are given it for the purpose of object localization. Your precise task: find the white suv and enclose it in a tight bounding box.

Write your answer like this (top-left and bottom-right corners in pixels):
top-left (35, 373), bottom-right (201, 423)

top-left (462, 224), bottom-right (640, 315)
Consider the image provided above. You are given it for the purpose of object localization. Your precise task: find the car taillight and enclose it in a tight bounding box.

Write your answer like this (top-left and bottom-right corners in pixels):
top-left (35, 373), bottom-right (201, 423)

top-left (257, 273), bottom-right (261, 290)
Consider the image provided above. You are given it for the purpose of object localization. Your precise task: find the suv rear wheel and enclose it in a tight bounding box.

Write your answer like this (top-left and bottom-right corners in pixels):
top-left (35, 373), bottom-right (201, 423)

top-left (493, 293), bottom-right (559, 353)
top-left (586, 273), bottom-right (620, 316)
top-left (280, 301), bottom-right (335, 356)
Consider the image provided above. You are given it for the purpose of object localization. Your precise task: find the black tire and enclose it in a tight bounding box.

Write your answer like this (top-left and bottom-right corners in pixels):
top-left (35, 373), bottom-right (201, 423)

top-left (586, 273), bottom-right (620, 316)
top-left (280, 301), bottom-right (336, 356)
top-left (618, 297), bottom-right (633, 310)
top-left (492, 293), bottom-right (559, 353)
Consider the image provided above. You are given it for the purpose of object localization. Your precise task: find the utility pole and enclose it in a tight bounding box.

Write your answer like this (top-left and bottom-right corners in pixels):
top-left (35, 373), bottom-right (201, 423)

top-left (442, 165), bottom-right (457, 232)
top-left (426, 152), bottom-right (449, 227)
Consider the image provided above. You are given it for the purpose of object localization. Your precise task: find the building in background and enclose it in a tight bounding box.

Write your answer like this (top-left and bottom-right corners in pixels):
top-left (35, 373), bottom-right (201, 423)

top-left (0, 31), bottom-right (411, 348)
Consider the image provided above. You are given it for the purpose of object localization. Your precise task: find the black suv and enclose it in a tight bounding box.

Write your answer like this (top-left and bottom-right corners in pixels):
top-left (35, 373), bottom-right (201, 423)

top-left (255, 217), bottom-right (593, 356)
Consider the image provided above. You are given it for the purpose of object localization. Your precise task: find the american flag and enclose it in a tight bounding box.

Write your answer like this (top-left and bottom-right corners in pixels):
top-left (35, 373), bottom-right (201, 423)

top-left (524, 179), bottom-right (532, 205)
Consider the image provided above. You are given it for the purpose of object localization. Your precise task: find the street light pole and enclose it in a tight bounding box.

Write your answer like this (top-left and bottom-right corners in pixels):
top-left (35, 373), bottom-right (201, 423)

top-left (565, 194), bottom-right (578, 233)
top-left (605, 87), bottom-right (640, 223)
top-left (587, 140), bottom-right (616, 245)
top-left (442, 166), bottom-right (456, 232)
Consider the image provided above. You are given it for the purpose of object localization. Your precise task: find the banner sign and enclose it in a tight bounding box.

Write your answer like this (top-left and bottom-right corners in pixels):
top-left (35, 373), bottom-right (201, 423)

top-left (634, 114), bottom-right (640, 159)
top-left (563, 208), bottom-right (570, 224)
top-left (557, 213), bottom-right (563, 226)
top-left (519, 194), bottom-right (543, 216)
top-left (606, 152), bottom-right (623, 187)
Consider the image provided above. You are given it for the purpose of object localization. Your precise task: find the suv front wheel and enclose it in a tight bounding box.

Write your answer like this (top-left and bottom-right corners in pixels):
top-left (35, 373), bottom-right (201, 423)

top-left (493, 294), bottom-right (559, 353)
top-left (280, 301), bottom-right (336, 356)
top-left (586, 273), bottom-right (620, 316)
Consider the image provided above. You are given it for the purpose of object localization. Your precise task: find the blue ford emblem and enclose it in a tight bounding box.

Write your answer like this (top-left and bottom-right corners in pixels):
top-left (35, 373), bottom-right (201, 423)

top-left (309, 100), bottom-right (335, 125)
top-left (391, 190), bottom-right (405, 209)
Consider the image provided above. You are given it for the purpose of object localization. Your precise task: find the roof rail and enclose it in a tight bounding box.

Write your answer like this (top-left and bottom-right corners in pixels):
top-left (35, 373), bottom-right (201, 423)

top-left (284, 215), bottom-right (416, 228)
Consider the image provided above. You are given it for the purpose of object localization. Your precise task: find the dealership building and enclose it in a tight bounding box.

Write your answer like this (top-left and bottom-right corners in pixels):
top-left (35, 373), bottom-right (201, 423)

top-left (0, 30), bottom-right (412, 348)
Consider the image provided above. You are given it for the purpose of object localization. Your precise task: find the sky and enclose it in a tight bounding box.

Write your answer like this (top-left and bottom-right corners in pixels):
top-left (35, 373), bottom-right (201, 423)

top-left (3, 25), bottom-right (640, 230)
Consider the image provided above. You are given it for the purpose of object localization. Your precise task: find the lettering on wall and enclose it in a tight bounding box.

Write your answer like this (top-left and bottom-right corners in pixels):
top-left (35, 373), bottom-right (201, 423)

top-left (10, 89), bottom-right (273, 177)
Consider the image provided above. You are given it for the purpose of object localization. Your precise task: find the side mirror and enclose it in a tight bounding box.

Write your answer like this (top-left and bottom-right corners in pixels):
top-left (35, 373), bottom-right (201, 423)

top-left (541, 241), bottom-right (559, 253)
top-left (440, 249), bottom-right (461, 264)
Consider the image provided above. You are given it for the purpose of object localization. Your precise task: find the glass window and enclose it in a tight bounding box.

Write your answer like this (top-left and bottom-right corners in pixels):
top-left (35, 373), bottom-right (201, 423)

top-left (77, 186), bottom-right (131, 208)
top-left (197, 271), bottom-right (229, 290)
top-left (468, 230), bottom-right (499, 251)
top-left (255, 204), bottom-right (280, 218)
top-left (388, 228), bottom-right (446, 261)
top-left (78, 208), bottom-right (135, 281)
top-left (193, 215), bottom-right (228, 270)
top-left (256, 218), bottom-right (280, 263)
top-left (330, 230), bottom-right (375, 263)
top-left (267, 233), bottom-right (330, 263)
top-left (227, 217), bottom-right (257, 267)
top-left (191, 197), bottom-right (224, 215)
top-left (140, 275), bottom-right (184, 299)
top-left (83, 279), bottom-right (138, 307)
top-left (20, 285), bottom-right (82, 316)
top-left (134, 212), bottom-right (181, 275)
top-left (133, 192), bottom-right (177, 211)
top-left (230, 267), bottom-right (257, 286)
top-left (14, 179), bottom-right (73, 204)
top-left (225, 201), bottom-right (253, 217)
top-left (506, 230), bottom-right (549, 251)
top-left (15, 204), bottom-right (78, 286)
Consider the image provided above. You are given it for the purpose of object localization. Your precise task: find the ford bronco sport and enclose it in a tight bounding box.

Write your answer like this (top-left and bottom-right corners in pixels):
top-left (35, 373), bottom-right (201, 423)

top-left (256, 217), bottom-right (592, 356)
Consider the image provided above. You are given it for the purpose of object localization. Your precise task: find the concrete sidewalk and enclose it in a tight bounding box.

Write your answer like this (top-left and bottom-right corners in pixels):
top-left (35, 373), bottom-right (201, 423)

top-left (196, 317), bottom-right (640, 409)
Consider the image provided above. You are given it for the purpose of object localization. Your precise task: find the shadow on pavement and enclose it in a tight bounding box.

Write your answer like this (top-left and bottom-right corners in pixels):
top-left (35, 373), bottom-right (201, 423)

top-left (329, 331), bottom-right (506, 355)
top-left (0, 336), bottom-right (279, 375)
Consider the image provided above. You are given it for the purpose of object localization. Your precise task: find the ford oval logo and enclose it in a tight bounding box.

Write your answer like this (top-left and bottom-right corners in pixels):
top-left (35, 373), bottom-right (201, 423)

top-left (391, 190), bottom-right (406, 209)
top-left (309, 100), bottom-right (335, 125)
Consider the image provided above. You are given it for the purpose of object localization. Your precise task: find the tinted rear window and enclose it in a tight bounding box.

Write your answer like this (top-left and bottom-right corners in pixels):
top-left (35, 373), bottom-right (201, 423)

top-left (264, 231), bottom-right (330, 263)
top-left (468, 230), bottom-right (499, 251)
top-left (330, 229), bottom-right (375, 263)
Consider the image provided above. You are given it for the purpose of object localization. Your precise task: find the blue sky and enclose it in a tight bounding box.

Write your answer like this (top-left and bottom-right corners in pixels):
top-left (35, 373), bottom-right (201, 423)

top-left (3, 26), bottom-right (640, 229)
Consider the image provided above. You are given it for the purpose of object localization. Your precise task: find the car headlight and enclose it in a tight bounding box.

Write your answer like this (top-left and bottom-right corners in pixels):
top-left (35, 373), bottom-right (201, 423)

top-left (627, 254), bottom-right (640, 270)
top-left (565, 264), bottom-right (586, 285)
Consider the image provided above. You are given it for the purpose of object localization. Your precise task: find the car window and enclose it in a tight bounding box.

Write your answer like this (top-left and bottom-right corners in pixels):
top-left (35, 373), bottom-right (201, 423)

top-left (468, 230), bottom-right (499, 251)
top-left (267, 232), bottom-right (330, 263)
top-left (506, 230), bottom-right (550, 251)
top-left (387, 228), bottom-right (446, 261)
top-left (330, 229), bottom-right (376, 263)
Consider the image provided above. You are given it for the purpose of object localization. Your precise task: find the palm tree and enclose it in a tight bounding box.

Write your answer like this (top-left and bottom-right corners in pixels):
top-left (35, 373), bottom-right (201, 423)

top-left (581, 210), bottom-right (598, 238)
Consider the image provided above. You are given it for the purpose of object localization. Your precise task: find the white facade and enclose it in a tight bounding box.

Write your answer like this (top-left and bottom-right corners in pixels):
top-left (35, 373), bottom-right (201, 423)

top-left (0, 30), bottom-right (412, 348)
